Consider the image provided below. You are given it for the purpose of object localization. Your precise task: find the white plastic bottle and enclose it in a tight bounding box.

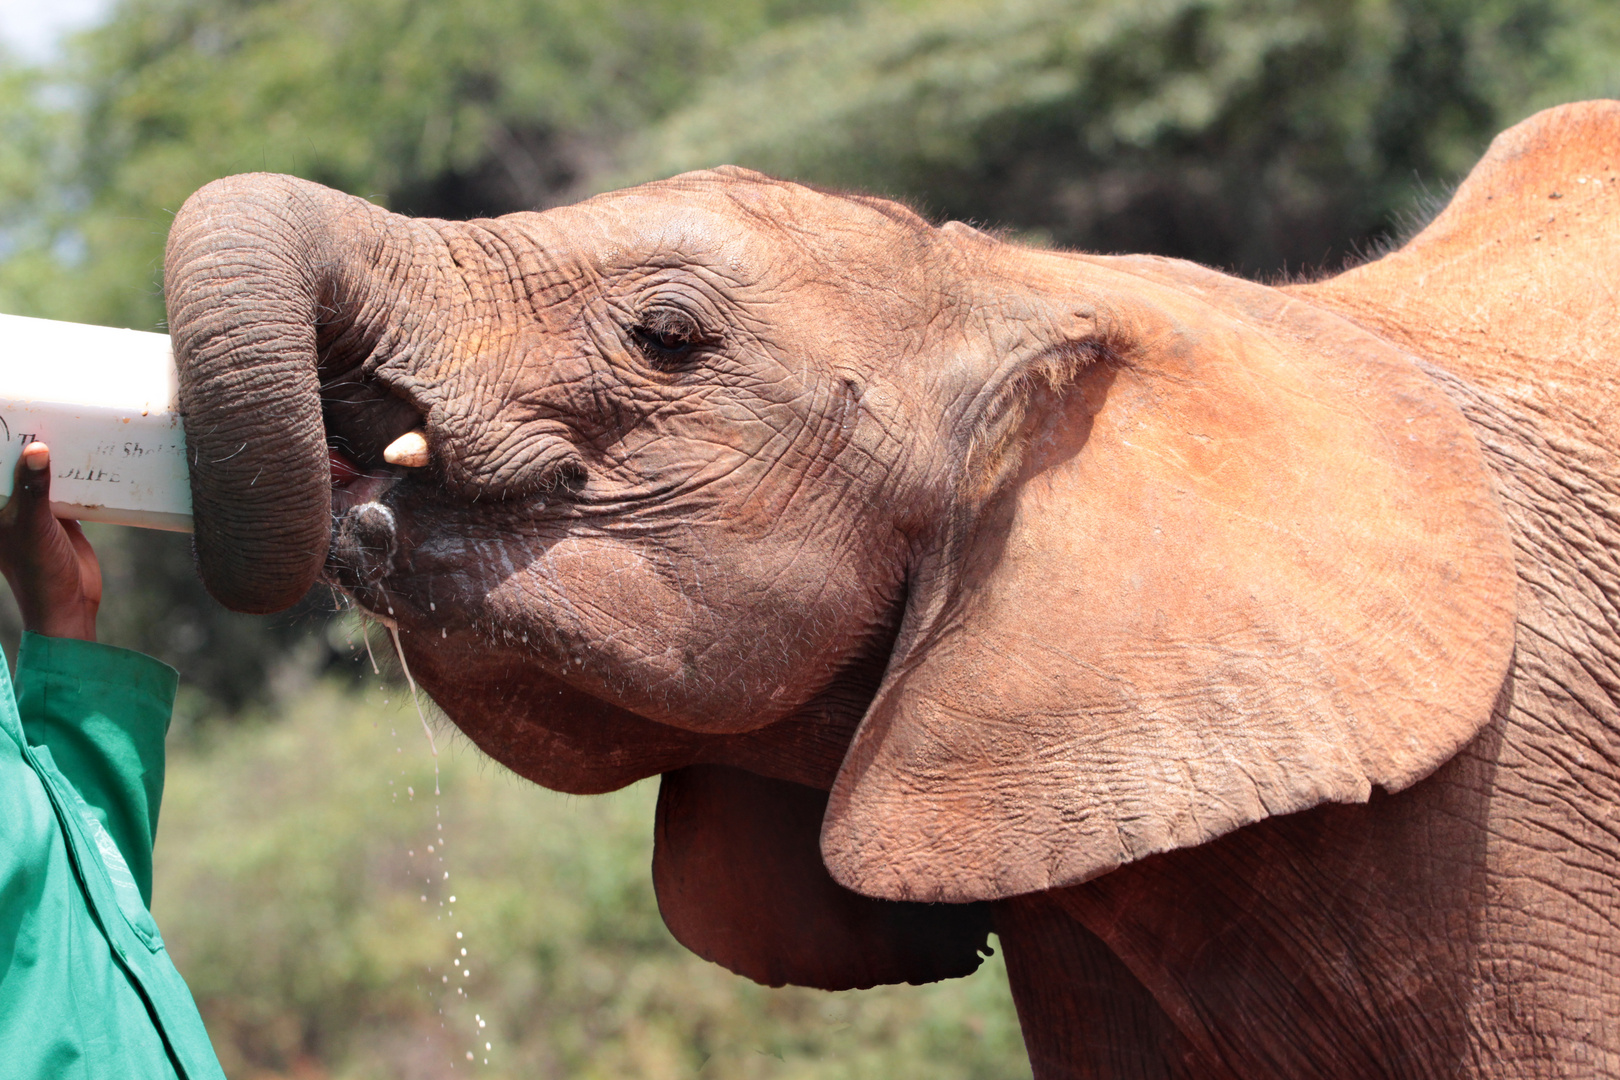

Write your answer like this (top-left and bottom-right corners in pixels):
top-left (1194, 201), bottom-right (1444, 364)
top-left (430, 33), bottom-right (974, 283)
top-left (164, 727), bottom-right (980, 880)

top-left (0, 313), bottom-right (192, 532)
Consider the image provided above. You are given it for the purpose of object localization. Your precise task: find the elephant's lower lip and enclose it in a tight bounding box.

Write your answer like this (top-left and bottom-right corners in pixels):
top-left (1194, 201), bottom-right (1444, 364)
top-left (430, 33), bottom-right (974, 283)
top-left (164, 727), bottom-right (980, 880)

top-left (326, 499), bottom-right (400, 592)
top-left (333, 477), bottom-right (394, 516)
top-left (327, 446), bottom-right (404, 588)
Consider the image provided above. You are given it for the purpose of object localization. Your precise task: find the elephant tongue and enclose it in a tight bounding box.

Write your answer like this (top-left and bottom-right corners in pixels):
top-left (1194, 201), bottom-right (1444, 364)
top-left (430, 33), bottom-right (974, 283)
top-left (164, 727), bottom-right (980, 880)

top-left (329, 446), bottom-right (364, 487)
top-left (328, 445), bottom-right (400, 519)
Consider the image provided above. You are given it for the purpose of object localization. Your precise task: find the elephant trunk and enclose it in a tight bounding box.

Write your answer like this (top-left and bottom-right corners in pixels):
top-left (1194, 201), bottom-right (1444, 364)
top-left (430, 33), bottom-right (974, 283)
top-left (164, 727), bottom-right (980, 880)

top-left (165, 173), bottom-right (392, 613)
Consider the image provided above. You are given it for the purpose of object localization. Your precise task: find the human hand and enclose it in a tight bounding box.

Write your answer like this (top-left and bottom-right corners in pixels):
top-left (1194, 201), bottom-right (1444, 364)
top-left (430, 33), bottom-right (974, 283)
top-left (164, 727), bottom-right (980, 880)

top-left (0, 442), bottom-right (101, 640)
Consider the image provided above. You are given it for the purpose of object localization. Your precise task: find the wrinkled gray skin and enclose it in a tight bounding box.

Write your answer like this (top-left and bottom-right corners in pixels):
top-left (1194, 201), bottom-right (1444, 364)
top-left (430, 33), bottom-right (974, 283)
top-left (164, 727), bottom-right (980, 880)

top-left (164, 99), bottom-right (1620, 1080)
top-left (170, 171), bottom-right (933, 740)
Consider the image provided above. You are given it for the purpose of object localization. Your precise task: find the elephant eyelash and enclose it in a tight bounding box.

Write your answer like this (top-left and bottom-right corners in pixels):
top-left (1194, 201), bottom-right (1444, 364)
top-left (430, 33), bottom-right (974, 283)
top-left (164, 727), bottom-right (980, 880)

top-left (629, 307), bottom-right (709, 370)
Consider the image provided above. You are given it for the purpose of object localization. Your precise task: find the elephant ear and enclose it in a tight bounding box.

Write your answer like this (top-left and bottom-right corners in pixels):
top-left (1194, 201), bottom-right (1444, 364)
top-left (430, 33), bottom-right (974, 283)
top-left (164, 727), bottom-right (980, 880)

top-left (822, 259), bottom-right (1517, 902)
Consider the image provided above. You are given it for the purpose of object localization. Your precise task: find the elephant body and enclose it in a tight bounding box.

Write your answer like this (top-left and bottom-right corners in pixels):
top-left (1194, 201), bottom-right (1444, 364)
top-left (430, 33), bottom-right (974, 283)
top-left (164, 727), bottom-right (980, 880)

top-left (163, 103), bottom-right (1619, 1078)
top-left (991, 106), bottom-right (1620, 1077)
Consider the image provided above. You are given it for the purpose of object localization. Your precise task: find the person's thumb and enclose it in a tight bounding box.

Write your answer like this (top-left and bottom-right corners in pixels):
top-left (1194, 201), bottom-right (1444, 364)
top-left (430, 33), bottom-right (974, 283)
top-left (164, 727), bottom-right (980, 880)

top-left (14, 442), bottom-right (56, 520)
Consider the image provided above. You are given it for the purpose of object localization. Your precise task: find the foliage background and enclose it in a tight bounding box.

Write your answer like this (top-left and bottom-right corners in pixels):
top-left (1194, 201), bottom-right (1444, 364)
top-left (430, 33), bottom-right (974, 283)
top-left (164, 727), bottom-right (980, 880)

top-left (156, 678), bottom-right (1028, 1079)
top-left (2, 0), bottom-right (1620, 1076)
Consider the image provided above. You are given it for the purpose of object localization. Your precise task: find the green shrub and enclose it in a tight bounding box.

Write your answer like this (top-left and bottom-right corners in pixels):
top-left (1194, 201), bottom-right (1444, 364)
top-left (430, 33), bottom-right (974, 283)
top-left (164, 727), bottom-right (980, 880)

top-left (153, 679), bottom-right (1029, 1078)
top-left (622, 0), bottom-right (1620, 275)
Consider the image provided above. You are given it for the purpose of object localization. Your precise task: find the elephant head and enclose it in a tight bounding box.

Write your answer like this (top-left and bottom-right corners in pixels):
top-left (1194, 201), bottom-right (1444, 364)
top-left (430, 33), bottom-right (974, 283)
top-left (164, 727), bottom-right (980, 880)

top-left (164, 163), bottom-right (1516, 989)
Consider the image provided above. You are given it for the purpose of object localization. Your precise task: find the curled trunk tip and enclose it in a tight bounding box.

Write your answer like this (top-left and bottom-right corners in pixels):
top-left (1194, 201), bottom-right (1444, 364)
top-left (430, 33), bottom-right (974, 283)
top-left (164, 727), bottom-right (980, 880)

top-left (165, 173), bottom-right (383, 613)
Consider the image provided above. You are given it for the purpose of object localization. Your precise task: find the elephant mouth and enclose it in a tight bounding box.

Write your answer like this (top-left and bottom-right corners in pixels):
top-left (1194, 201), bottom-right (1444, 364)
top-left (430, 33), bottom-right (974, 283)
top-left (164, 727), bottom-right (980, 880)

top-left (328, 444), bottom-right (397, 513)
top-left (324, 444), bottom-right (404, 591)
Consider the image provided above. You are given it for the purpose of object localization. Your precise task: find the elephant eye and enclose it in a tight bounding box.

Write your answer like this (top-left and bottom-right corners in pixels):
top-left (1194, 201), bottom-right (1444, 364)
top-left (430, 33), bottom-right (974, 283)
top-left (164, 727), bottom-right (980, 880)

top-left (630, 307), bottom-right (707, 370)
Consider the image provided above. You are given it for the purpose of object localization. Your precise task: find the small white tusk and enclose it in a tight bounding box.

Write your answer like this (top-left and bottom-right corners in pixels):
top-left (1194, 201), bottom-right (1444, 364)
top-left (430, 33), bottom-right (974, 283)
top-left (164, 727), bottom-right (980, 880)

top-left (383, 430), bottom-right (430, 468)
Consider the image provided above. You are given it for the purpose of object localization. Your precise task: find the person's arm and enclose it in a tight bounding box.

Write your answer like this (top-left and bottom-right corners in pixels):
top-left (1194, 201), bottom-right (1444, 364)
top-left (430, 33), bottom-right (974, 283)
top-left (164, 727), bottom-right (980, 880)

top-left (13, 633), bottom-right (177, 906)
top-left (1, 442), bottom-right (178, 907)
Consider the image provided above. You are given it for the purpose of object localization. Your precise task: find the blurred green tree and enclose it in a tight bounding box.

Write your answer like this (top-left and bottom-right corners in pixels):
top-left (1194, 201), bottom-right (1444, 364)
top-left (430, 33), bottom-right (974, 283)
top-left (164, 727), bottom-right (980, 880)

top-left (153, 685), bottom-right (1031, 1077)
top-left (624, 0), bottom-right (1620, 275)
top-left (1, 0), bottom-right (858, 331)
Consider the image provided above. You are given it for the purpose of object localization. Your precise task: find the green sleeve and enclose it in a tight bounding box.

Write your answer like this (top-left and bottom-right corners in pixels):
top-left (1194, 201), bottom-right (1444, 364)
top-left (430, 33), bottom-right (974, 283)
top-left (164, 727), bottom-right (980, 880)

top-left (14, 632), bottom-right (179, 908)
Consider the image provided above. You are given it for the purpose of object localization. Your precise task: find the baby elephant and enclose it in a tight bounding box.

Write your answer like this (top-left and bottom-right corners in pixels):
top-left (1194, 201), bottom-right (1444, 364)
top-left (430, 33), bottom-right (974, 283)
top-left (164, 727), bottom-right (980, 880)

top-left (164, 101), bottom-right (1620, 1078)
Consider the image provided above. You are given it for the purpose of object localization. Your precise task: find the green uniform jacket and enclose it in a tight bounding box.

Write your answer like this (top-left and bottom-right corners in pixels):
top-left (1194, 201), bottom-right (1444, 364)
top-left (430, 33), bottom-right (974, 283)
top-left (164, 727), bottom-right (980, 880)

top-left (0, 632), bottom-right (225, 1079)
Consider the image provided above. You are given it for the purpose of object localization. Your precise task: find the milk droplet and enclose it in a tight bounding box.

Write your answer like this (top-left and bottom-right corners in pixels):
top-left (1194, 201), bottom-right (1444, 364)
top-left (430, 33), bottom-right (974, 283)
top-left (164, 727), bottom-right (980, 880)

top-left (457, 932), bottom-right (464, 940)
top-left (466, 1052), bottom-right (474, 1061)
top-left (420, 895), bottom-right (427, 902)
top-left (443, 975), bottom-right (449, 983)
top-left (460, 947), bottom-right (467, 956)
top-left (485, 1042), bottom-right (491, 1051)
top-left (442, 628), bottom-right (447, 638)
top-left (407, 786), bottom-right (415, 796)
top-left (427, 845), bottom-right (434, 853)
top-left (444, 872), bottom-right (450, 880)
top-left (386, 623), bottom-right (440, 795)
top-left (455, 959), bottom-right (460, 966)
top-left (449, 895), bottom-right (457, 902)
top-left (430, 602), bottom-right (436, 611)
top-left (463, 969), bottom-right (470, 977)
